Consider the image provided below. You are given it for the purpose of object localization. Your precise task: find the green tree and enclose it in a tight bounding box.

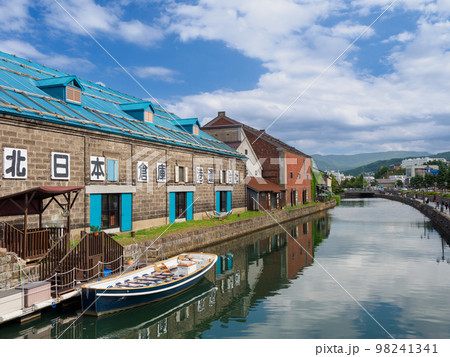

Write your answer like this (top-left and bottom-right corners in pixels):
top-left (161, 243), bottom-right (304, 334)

top-left (331, 175), bottom-right (343, 194)
top-left (423, 173), bottom-right (435, 189)
top-left (396, 179), bottom-right (403, 187)
top-left (410, 175), bottom-right (423, 189)
top-left (375, 166), bottom-right (389, 179)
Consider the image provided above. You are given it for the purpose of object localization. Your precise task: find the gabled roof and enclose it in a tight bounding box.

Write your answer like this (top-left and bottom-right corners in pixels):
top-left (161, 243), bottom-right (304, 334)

top-left (247, 177), bottom-right (285, 193)
top-left (203, 112), bottom-right (310, 158)
top-left (0, 51), bottom-right (244, 159)
top-left (176, 118), bottom-right (200, 126)
top-left (35, 75), bottom-right (84, 91)
top-left (119, 101), bottom-right (154, 112)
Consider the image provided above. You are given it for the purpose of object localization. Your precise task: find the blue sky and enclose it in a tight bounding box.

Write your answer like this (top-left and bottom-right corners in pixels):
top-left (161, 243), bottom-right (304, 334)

top-left (0, 0), bottom-right (449, 156)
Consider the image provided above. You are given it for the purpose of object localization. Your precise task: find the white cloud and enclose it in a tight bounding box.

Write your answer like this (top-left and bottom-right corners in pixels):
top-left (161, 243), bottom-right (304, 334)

top-left (42, 0), bottom-right (164, 46)
top-left (383, 31), bottom-right (415, 43)
top-left (0, 0), bottom-right (32, 32)
top-left (165, 0), bottom-right (450, 154)
top-left (0, 39), bottom-right (94, 73)
top-left (133, 66), bottom-right (179, 82)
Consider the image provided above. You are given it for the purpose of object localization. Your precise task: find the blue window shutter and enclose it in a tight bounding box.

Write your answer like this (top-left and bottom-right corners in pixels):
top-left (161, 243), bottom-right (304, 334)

top-left (216, 191), bottom-right (221, 212)
top-left (107, 159), bottom-right (118, 181)
top-left (227, 191), bottom-right (232, 212)
top-left (114, 160), bottom-right (118, 181)
top-left (186, 192), bottom-right (193, 221)
top-left (107, 159), bottom-right (113, 181)
top-left (89, 194), bottom-right (101, 228)
top-left (120, 193), bottom-right (132, 232)
top-left (169, 192), bottom-right (176, 223)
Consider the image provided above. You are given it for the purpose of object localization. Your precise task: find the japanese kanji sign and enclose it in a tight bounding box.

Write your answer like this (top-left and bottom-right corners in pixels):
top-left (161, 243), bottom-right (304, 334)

top-left (90, 156), bottom-right (105, 181)
top-left (3, 148), bottom-right (27, 179)
top-left (234, 170), bottom-right (239, 184)
top-left (156, 162), bottom-right (166, 183)
top-left (137, 161), bottom-right (149, 182)
top-left (196, 167), bottom-right (204, 184)
top-left (207, 168), bottom-right (214, 184)
top-left (227, 170), bottom-right (233, 184)
top-left (51, 152), bottom-right (70, 180)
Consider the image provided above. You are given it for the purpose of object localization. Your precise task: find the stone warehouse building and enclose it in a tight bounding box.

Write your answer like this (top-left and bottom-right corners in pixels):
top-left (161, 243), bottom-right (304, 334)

top-left (0, 51), bottom-right (246, 240)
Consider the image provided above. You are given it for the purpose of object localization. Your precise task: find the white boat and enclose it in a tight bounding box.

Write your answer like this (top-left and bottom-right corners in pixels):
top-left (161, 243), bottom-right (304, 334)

top-left (81, 252), bottom-right (217, 316)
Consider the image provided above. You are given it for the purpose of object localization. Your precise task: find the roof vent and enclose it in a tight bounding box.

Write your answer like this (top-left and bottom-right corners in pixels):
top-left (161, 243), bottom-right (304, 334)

top-left (36, 75), bottom-right (84, 105)
top-left (120, 101), bottom-right (154, 123)
top-left (175, 118), bottom-right (201, 135)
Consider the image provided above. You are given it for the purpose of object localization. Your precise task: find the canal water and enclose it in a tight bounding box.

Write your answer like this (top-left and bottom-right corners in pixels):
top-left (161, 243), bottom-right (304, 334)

top-left (1, 198), bottom-right (450, 339)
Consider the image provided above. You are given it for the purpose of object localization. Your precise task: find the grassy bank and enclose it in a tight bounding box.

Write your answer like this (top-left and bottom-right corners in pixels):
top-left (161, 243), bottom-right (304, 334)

top-left (283, 202), bottom-right (317, 210)
top-left (114, 202), bottom-right (321, 246)
top-left (114, 210), bottom-right (266, 245)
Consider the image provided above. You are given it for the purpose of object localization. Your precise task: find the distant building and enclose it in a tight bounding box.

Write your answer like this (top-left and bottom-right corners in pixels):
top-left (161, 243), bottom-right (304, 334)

top-left (199, 121), bottom-right (262, 178)
top-left (405, 165), bottom-right (439, 179)
top-left (389, 175), bottom-right (406, 182)
top-left (401, 157), bottom-right (446, 168)
top-left (328, 170), bottom-right (344, 184)
top-left (203, 112), bottom-right (313, 210)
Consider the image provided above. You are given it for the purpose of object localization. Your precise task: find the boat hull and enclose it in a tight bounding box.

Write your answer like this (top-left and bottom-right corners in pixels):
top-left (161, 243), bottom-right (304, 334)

top-left (81, 254), bottom-right (217, 316)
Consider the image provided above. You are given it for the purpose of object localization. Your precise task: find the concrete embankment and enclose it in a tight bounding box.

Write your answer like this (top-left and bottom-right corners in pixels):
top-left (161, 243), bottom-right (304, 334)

top-left (125, 200), bottom-right (336, 260)
top-left (375, 193), bottom-right (450, 239)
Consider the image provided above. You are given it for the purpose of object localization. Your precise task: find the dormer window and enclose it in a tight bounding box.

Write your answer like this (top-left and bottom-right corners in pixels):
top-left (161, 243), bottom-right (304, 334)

top-left (175, 118), bottom-right (201, 135)
top-left (36, 75), bottom-right (84, 105)
top-left (120, 101), bottom-right (154, 123)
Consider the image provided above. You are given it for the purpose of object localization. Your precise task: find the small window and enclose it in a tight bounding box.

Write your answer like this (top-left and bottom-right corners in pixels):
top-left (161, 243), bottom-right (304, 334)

top-left (175, 166), bottom-right (188, 183)
top-left (245, 149), bottom-right (248, 155)
top-left (107, 159), bottom-right (119, 182)
top-left (290, 172), bottom-right (293, 179)
top-left (144, 110), bottom-right (153, 123)
top-left (193, 126), bottom-right (199, 135)
top-left (66, 86), bottom-right (81, 104)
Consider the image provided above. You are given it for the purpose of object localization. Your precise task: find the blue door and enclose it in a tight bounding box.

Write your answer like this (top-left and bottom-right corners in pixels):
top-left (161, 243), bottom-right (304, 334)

top-left (121, 193), bottom-right (132, 232)
top-left (169, 192), bottom-right (176, 223)
top-left (186, 192), bottom-right (193, 221)
top-left (89, 194), bottom-right (101, 229)
top-left (216, 191), bottom-right (221, 212)
top-left (226, 191), bottom-right (232, 212)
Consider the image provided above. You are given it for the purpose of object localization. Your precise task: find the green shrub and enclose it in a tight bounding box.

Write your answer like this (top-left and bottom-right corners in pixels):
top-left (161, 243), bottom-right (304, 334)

top-left (331, 195), bottom-right (341, 205)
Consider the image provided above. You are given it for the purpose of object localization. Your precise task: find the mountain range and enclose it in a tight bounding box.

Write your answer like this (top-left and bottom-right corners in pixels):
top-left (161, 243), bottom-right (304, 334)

top-left (311, 151), bottom-right (449, 173)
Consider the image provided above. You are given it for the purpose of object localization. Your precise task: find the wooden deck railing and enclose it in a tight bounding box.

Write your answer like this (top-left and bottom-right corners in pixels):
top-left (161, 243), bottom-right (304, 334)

top-left (1, 222), bottom-right (24, 257)
top-left (38, 232), bottom-right (70, 283)
top-left (29, 227), bottom-right (66, 243)
top-left (45, 231), bottom-right (124, 293)
top-left (1, 222), bottom-right (57, 260)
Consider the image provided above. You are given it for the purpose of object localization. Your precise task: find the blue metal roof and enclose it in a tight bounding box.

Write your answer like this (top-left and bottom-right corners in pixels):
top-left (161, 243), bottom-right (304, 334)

top-left (0, 51), bottom-right (244, 158)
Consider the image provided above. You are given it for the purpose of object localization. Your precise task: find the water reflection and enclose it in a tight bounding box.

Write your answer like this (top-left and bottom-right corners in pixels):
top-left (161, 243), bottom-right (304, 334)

top-left (1, 212), bottom-right (330, 339)
top-left (2, 199), bottom-right (450, 339)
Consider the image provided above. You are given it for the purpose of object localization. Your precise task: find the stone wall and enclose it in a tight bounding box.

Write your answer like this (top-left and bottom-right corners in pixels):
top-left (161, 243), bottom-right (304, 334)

top-left (376, 193), bottom-right (450, 239)
top-left (0, 248), bottom-right (40, 290)
top-left (124, 200), bottom-right (336, 261)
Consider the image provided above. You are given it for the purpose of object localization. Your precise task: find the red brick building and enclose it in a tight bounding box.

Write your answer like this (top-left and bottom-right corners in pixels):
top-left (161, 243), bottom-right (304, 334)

top-left (203, 112), bottom-right (313, 208)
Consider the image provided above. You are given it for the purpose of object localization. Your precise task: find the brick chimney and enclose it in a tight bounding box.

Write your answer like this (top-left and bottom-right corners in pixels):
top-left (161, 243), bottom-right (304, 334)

top-left (218, 111), bottom-right (225, 117)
